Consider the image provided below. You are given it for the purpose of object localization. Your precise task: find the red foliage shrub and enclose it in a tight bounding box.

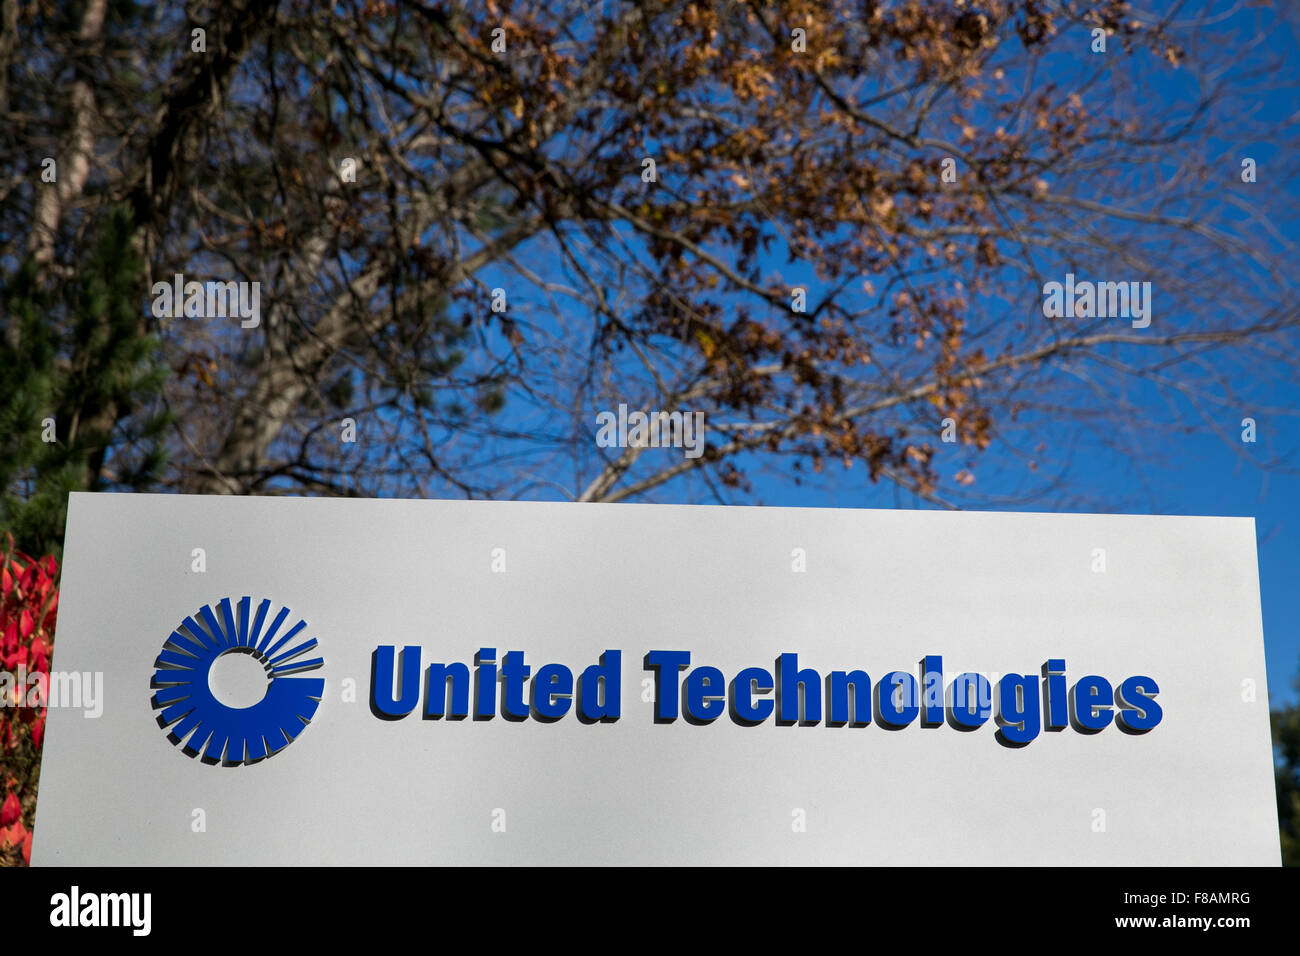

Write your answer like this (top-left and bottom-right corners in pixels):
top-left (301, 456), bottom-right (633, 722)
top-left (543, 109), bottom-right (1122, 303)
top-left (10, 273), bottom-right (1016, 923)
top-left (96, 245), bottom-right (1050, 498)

top-left (0, 534), bottom-right (59, 866)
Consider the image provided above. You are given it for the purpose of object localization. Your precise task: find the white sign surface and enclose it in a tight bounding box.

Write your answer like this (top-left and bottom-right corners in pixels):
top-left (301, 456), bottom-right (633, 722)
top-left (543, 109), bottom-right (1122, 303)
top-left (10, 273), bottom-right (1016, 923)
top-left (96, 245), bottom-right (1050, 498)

top-left (34, 493), bottom-right (1279, 865)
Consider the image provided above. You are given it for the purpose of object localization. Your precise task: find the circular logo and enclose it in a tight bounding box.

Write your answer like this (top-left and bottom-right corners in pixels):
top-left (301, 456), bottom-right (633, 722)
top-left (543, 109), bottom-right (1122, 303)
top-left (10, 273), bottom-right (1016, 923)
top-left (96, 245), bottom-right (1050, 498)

top-left (150, 598), bottom-right (325, 765)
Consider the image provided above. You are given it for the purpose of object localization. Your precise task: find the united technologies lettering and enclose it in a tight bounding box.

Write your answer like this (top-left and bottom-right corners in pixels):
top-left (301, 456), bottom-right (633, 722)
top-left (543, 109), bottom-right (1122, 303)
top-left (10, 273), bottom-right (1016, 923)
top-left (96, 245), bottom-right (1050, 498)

top-left (369, 647), bottom-right (1162, 746)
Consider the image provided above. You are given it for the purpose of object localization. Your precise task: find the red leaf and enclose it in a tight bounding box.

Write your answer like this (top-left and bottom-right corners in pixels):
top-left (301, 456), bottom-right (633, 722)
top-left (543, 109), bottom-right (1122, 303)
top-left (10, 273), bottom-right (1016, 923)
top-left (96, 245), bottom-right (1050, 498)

top-left (19, 609), bottom-right (33, 639)
top-left (0, 793), bottom-right (18, 827)
top-left (0, 820), bottom-right (27, 849)
top-left (21, 831), bottom-right (31, 865)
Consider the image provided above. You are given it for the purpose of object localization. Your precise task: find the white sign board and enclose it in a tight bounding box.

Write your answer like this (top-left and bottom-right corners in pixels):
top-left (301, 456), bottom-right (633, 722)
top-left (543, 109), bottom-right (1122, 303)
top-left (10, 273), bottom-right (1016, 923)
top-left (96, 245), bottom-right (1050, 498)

top-left (34, 493), bottom-right (1279, 865)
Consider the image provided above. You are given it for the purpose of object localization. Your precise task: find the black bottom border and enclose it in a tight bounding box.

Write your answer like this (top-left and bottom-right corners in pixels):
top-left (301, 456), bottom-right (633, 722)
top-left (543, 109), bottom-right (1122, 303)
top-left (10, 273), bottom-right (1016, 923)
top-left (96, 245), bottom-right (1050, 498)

top-left (2, 865), bottom-right (1292, 941)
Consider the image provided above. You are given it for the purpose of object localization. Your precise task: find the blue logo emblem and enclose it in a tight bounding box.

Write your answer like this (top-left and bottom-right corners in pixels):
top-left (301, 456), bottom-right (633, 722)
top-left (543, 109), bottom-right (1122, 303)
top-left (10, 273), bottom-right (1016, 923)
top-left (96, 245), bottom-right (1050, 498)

top-left (151, 598), bottom-right (325, 765)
